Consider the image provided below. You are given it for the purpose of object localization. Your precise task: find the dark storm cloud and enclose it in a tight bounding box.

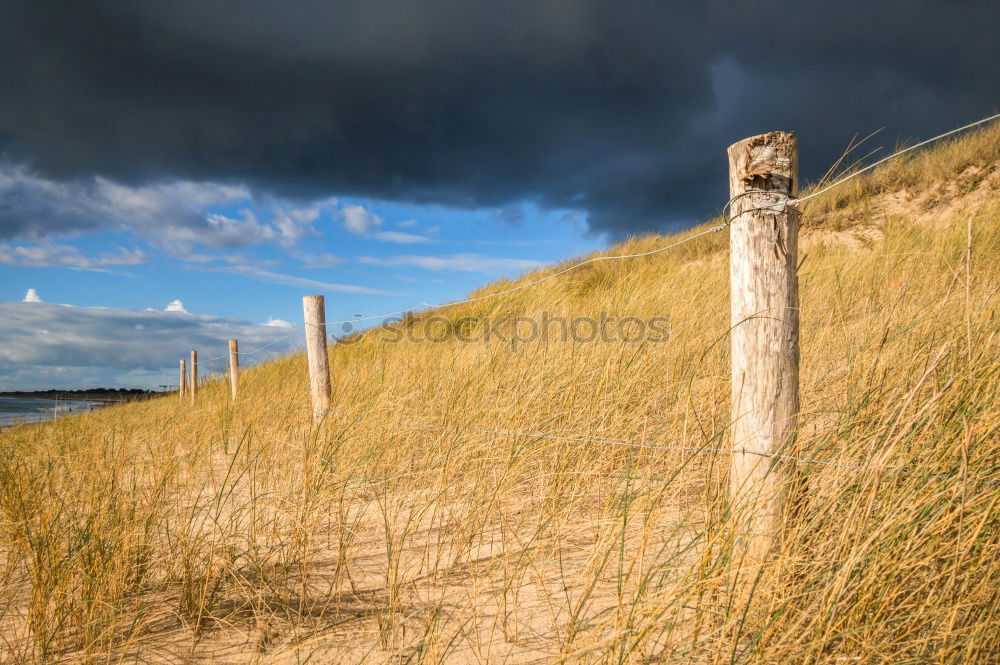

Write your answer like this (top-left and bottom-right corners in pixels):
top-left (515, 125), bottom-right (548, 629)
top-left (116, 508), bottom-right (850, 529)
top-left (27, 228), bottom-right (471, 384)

top-left (0, 1), bottom-right (996, 236)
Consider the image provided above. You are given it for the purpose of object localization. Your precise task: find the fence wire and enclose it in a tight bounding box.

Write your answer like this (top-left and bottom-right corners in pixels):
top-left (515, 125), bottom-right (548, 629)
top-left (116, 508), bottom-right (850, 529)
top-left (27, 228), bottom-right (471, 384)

top-left (205, 111), bottom-right (999, 364)
top-left (188, 112), bottom-right (1000, 490)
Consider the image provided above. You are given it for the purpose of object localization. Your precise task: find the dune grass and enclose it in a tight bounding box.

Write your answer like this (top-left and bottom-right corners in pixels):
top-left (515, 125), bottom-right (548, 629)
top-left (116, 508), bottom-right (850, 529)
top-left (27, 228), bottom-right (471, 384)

top-left (1, 123), bottom-right (998, 663)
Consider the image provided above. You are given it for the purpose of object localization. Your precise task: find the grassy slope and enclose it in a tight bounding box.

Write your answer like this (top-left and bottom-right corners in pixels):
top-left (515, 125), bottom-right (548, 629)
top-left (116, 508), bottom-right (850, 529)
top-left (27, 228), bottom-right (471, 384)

top-left (1, 124), bottom-right (999, 664)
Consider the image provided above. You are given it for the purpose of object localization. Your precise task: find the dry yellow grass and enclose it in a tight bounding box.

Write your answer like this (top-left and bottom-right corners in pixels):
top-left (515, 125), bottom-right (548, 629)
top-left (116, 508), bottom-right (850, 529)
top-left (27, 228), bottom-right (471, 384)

top-left (1, 122), bottom-right (999, 664)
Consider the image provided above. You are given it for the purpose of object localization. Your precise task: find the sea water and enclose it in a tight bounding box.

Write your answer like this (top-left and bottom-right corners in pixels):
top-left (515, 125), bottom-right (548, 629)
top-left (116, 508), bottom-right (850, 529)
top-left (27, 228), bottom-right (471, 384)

top-left (0, 397), bottom-right (101, 426)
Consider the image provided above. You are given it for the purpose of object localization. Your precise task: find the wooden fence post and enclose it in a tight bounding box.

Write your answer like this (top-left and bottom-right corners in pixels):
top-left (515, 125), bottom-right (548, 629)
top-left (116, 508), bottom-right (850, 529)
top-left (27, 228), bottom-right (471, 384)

top-left (179, 358), bottom-right (186, 400)
top-left (228, 339), bottom-right (239, 401)
top-left (190, 350), bottom-right (198, 404)
top-left (727, 131), bottom-right (800, 562)
top-left (303, 295), bottom-right (331, 423)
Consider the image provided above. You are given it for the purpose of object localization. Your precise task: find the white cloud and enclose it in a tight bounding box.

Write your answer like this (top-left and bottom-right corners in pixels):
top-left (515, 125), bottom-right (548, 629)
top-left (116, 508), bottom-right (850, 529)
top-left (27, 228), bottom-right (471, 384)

top-left (264, 317), bottom-right (294, 328)
top-left (165, 299), bottom-right (188, 313)
top-left (370, 231), bottom-right (429, 244)
top-left (358, 253), bottom-right (543, 273)
top-left (199, 209), bottom-right (277, 246)
top-left (22, 288), bottom-right (42, 303)
top-left (0, 301), bottom-right (302, 390)
top-left (340, 204), bottom-right (382, 235)
top-left (208, 265), bottom-right (401, 295)
top-left (268, 196), bottom-right (335, 247)
top-left (89, 178), bottom-right (257, 253)
top-left (0, 243), bottom-right (145, 271)
top-left (0, 163), bottom-right (340, 256)
top-left (339, 205), bottom-right (437, 244)
top-left (184, 252), bottom-right (278, 269)
top-left (292, 251), bottom-right (343, 269)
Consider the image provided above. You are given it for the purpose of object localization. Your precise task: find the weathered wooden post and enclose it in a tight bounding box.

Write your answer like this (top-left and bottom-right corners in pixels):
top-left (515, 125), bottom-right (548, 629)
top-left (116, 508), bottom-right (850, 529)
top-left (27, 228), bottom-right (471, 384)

top-left (727, 131), bottom-right (800, 562)
top-left (228, 339), bottom-right (239, 401)
top-left (189, 350), bottom-right (198, 404)
top-left (303, 295), bottom-right (331, 423)
top-left (179, 358), bottom-right (186, 400)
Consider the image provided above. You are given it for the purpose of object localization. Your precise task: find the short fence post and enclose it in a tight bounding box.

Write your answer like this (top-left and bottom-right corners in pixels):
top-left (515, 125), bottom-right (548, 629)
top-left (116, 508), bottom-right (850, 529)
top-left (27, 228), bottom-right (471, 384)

top-left (179, 358), bottom-right (186, 400)
top-left (727, 131), bottom-right (800, 563)
top-left (228, 339), bottom-right (239, 401)
top-left (303, 295), bottom-right (332, 423)
top-left (190, 350), bottom-right (198, 404)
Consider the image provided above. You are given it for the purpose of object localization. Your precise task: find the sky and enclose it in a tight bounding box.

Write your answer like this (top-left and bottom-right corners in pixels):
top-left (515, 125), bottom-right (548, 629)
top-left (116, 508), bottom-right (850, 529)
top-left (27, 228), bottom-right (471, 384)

top-left (0, 1), bottom-right (997, 390)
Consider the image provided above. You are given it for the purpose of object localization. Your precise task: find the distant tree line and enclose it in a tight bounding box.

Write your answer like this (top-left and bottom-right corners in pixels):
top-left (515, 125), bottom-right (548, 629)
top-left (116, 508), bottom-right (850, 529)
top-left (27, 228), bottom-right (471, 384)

top-left (0, 388), bottom-right (157, 401)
